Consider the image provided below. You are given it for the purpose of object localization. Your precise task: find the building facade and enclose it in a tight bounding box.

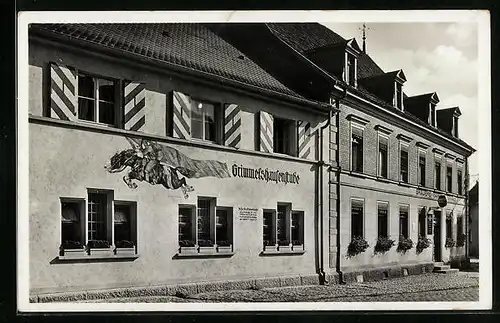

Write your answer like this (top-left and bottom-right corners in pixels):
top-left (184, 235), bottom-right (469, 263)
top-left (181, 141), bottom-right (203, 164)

top-left (27, 23), bottom-right (475, 299)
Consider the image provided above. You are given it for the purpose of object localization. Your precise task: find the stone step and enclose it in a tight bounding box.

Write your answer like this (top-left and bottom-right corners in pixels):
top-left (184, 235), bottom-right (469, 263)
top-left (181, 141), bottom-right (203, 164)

top-left (434, 268), bottom-right (459, 274)
top-left (434, 265), bottom-right (451, 271)
top-left (433, 262), bottom-right (444, 266)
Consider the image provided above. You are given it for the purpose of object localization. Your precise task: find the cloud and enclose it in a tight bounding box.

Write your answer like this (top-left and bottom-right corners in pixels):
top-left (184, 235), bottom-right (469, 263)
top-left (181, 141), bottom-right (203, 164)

top-left (445, 23), bottom-right (477, 47)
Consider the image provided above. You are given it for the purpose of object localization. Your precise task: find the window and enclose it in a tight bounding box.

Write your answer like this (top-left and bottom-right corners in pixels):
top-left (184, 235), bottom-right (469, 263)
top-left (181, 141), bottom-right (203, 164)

top-left (446, 166), bottom-right (453, 193)
top-left (395, 83), bottom-right (403, 110)
top-left (457, 215), bottom-right (463, 240)
top-left (378, 136), bottom-right (388, 178)
top-left (435, 160), bottom-right (441, 190)
top-left (400, 145), bottom-right (409, 183)
top-left (262, 203), bottom-right (304, 248)
top-left (178, 197), bottom-right (233, 248)
top-left (178, 205), bottom-right (195, 244)
top-left (418, 207), bottom-right (426, 237)
top-left (399, 205), bottom-right (409, 239)
top-left (351, 126), bottom-right (364, 172)
top-left (351, 199), bottom-right (364, 238)
top-left (114, 202), bottom-right (136, 245)
top-left (87, 192), bottom-right (109, 242)
top-left (274, 117), bottom-right (297, 156)
top-left (446, 212), bottom-right (452, 239)
top-left (377, 202), bottom-right (389, 238)
top-left (61, 199), bottom-right (84, 246)
top-left (77, 73), bottom-right (117, 125)
top-left (457, 169), bottom-right (463, 195)
top-left (346, 53), bottom-right (356, 86)
top-left (59, 190), bottom-right (138, 256)
top-left (429, 104), bottom-right (436, 127)
top-left (453, 116), bottom-right (459, 137)
top-left (191, 100), bottom-right (217, 142)
top-left (418, 152), bottom-right (426, 186)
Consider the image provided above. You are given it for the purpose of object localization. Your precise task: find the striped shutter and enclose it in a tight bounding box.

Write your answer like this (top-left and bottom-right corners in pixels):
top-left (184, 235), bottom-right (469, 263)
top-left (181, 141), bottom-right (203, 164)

top-left (172, 91), bottom-right (192, 139)
top-left (224, 103), bottom-right (241, 148)
top-left (297, 120), bottom-right (312, 159)
top-left (259, 111), bottom-right (273, 153)
top-left (123, 81), bottom-right (146, 131)
top-left (49, 63), bottom-right (77, 121)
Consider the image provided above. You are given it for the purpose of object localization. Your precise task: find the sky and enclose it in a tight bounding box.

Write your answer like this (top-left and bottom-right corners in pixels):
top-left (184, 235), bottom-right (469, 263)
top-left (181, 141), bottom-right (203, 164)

top-left (322, 22), bottom-right (479, 185)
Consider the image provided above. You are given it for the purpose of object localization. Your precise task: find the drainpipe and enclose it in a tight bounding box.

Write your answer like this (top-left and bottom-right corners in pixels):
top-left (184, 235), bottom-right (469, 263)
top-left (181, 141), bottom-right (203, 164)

top-left (335, 87), bottom-right (348, 284)
top-left (317, 100), bottom-right (332, 285)
top-left (464, 157), bottom-right (470, 264)
top-left (317, 85), bottom-right (346, 285)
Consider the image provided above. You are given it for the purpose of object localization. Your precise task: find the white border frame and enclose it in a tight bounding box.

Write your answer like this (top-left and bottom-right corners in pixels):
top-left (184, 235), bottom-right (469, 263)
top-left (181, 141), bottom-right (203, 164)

top-left (17, 9), bottom-right (491, 312)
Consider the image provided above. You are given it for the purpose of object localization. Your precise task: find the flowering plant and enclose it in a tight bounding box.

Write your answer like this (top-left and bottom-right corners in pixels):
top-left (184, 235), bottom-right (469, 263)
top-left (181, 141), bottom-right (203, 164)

top-left (445, 237), bottom-right (456, 248)
top-left (374, 236), bottom-right (395, 254)
top-left (397, 236), bottom-right (414, 253)
top-left (347, 236), bottom-right (369, 258)
top-left (456, 232), bottom-right (466, 247)
top-left (416, 236), bottom-right (431, 254)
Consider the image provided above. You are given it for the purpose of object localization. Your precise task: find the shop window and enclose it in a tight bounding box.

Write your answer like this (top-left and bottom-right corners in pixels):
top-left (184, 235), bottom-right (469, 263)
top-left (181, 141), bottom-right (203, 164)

top-left (273, 117), bottom-right (297, 156)
top-left (457, 169), bottom-right (463, 195)
top-left (113, 201), bottom-right (136, 246)
top-left (418, 207), bottom-right (426, 237)
top-left (400, 145), bottom-right (409, 183)
top-left (191, 100), bottom-right (218, 142)
top-left (434, 161), bottom-right (442, 190)
top-left (377, 202), bottom-right (389, 238)
top-left (399, 205), bottom-right (409, 239)
top-left (378, 136), bottom-right (388, 178)
top-left (351, 199), bottom-right (364, 238)
top-left (262, 203), bottom-right (304, 248)
top-left (446, 166), bottom-right (453, 193)
top-left (418, 152), bottom-right (426, 186)
top-left (77, 73), bottom-right (118, 126)
top-left (60, 199), bottom-right (84, 248)
top-left (351, 127), bottom-right (364, 173)
top-left (178, 198), bottom-right (233, 248)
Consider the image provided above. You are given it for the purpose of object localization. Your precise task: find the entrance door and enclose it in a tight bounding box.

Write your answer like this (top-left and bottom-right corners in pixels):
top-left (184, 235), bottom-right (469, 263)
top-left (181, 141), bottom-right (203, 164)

top-left (433, 211), bottom-right (442, 262)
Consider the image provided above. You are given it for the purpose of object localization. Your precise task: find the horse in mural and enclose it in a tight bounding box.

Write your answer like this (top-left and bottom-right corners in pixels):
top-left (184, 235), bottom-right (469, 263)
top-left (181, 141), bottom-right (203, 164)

top-left (105, 137), bottom-right (231, 198)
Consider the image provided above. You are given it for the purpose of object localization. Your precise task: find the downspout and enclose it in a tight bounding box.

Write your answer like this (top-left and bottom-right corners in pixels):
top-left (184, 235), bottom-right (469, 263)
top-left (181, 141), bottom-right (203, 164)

top-left (464, 156), bottom-right (470, 264)
top-left (317, 85), bottom-right (346, 285)
top-left (335, 87), bottom-right (348, 284)
top-left (317, 100), bottom-right (333, 285)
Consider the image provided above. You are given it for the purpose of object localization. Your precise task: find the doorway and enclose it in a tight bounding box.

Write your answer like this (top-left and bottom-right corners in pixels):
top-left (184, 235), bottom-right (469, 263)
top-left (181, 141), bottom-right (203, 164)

top-left (433, 210), bottom-right (442, 262)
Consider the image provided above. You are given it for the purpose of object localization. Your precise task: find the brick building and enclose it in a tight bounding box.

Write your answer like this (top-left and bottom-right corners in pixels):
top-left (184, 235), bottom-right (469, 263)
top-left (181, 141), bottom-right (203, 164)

top-left (27, 23), bottom-right (475, 300)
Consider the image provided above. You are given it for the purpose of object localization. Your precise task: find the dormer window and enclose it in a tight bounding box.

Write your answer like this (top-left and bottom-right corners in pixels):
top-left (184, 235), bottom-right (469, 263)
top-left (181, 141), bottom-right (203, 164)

top-left (429, 103), bottom-right (436, 127)
top-left (346, 53), bottom-right (357, 87)
top-left (395, 83), bottom-right (403, 110)
top-left (453, 116), bottom-right (459, 137)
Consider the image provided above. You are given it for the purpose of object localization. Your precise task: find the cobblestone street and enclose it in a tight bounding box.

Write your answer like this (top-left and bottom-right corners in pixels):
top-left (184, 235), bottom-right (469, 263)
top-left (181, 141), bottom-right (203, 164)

top-left (81, 271), bottom-right (479, 303)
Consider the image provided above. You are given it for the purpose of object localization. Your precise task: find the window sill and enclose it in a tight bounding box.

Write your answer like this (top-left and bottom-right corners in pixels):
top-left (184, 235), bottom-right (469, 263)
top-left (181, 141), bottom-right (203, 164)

top-left (55, 253), bottom-right (139, 263)
top-left (398, 181), bottom-right (418, 188)
top-left (260, 250), bottom-right (306, 256)
top-left (173, 252), bottom-right (235, 259)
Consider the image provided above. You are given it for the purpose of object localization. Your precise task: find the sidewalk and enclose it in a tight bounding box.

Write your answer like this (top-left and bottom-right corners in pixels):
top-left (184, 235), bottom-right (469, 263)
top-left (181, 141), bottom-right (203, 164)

top-left (80, 271), bottom-right (479, 303)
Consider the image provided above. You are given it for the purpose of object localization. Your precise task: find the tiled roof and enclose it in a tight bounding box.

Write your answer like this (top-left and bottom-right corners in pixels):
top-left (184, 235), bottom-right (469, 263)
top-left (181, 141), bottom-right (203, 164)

top-left (30, 23), bottom-right (306, 101)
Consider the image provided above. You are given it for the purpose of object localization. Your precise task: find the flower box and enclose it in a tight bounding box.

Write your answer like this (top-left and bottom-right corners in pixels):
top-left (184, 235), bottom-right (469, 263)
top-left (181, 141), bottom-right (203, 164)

top-left (88, 247), bottom-right (114, 257)
top-left (263, 244), bottom-right (278, 252)
top-left (61, 248), bottom-right (86, 258)
top-left (216, 244), bottom-right (233, 253)
top-left (115, 247), bottom-right (136, 256)
top-left (199, 246), bottom-right (216, 254)
top-left (179, 246), bottom-right (198, 254)
top-left (291, 244), bottom-right (304, 252)
top-left (277, 244), bottom-right (292, 252)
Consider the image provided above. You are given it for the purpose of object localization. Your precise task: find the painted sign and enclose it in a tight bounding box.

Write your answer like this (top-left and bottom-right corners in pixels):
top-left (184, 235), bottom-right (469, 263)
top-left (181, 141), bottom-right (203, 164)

top-left (416, 188), bottom-right (459, 205)
top-left (105, 137), bottom-right (231, 198)
top-left (238, 207), bottom-right (258, 221)
top-left (231, 164), bottom-right (300, 185)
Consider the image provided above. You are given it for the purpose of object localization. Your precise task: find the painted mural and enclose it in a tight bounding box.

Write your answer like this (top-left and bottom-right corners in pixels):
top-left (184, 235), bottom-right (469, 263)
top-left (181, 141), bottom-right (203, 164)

top-left (105, 137), bottom-right (231, 198)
